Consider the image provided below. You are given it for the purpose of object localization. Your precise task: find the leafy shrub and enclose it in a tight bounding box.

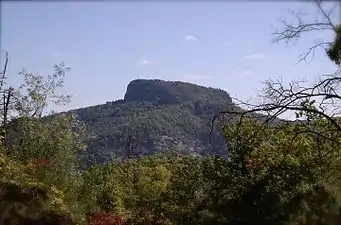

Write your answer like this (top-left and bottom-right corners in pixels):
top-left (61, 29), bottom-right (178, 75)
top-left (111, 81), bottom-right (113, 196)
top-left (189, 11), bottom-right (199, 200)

top-left (89, 211), bottom-right (125, 225)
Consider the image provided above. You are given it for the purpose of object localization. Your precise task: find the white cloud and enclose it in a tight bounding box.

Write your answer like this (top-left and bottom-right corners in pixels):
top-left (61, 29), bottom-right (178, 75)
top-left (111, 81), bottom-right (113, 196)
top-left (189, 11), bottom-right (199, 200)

top-left (245, 40), bottom-right (254, 44)
top-left (137, 59), bottom-right (154, 66)
top-left (184, 74), bottom-right (213, 80)
top-left (243, 54), bottom-right (265, 59)
top-left (185, 35), bottom-right (198, 41)
top-left (231, 70), bottom-right (254, 76)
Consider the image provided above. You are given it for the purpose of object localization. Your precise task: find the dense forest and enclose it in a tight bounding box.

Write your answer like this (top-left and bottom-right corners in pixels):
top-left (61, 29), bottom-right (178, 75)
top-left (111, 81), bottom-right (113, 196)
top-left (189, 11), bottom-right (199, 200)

top-left (71, 79), bottom-right (245, 167)
top-left (1, 1), bottom-right (341, 225)
top-left (72, 78), bottom-right (283, 168)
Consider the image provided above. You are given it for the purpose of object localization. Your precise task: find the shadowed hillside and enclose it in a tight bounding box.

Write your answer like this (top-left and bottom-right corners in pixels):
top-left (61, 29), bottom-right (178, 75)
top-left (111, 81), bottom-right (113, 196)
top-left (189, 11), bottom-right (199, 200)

top-left (70, 79), bottom-right (241, 166)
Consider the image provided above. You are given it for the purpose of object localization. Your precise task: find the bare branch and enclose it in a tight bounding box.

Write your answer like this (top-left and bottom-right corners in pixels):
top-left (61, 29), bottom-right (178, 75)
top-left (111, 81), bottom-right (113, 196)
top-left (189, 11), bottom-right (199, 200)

top-left (297, 41), bottom-right (330, 63)
top-left (273, 0), bottom-right (339, 63)
top-left (0, 51), bottom-right (8, 92)
top-left (314, 0), bottom-right (338, 32)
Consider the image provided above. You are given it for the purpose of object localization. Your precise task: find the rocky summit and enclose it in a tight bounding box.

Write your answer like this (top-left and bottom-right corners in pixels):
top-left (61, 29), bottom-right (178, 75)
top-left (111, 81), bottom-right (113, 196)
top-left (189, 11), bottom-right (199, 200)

top-left (70, 79), bottom-right (239, 166)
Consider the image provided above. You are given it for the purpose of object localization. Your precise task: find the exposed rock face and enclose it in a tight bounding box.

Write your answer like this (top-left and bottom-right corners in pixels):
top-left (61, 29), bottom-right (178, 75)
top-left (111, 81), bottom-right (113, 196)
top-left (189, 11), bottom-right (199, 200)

top-left (124, 79), bottom-right (232, 105)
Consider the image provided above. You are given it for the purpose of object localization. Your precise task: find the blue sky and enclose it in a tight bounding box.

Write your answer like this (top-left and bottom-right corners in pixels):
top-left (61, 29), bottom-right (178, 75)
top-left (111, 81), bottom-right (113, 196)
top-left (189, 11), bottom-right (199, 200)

top-left (1, 1), bottom-right (339, 112)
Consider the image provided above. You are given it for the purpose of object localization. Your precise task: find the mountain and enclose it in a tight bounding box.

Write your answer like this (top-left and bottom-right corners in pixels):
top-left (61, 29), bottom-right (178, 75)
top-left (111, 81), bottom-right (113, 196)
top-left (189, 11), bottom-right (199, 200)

top-left (70, 79), bottom-right (244, 166)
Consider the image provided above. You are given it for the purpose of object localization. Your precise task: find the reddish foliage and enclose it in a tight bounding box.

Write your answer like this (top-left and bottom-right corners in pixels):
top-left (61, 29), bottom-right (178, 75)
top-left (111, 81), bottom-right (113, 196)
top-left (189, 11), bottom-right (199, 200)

top-left (89, 211), bottom-right (125, 225)
top-left (27, 158), bottom-right (52, 170)
top-left (35, 158), bottom-right (52, 168)
top-left (245, 157), bottom-right (259, 169)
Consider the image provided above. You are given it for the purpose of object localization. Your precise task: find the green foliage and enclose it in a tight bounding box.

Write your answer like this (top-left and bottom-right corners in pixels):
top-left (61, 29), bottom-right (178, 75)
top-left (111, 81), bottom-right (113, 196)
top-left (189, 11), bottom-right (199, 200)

top-left (13, 62), bottom-right (71, 117)
top-left (217, 117), bottom-right (341, 225)
top-left (4, 114), bottom-right (85, 193)
top-left (0, 151), bottom-right (74, 224)
top-left (73, 79), bottom-right (239, 166)
top-left (326, 25), bottom-right (341, 65)
top-left (3, 98), bottom-right (341, 225)
top-left (2, 11), bottom-right (341, 223)
top-left (0, 63), bottom-right (87, 224)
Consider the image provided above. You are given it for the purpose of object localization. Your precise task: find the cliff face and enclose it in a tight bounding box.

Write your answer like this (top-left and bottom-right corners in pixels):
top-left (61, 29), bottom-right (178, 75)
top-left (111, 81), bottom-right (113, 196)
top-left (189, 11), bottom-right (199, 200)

top-left (124, 79), bottom-right (232, 105)
top-left (71, 79), bottom-right (237, 167)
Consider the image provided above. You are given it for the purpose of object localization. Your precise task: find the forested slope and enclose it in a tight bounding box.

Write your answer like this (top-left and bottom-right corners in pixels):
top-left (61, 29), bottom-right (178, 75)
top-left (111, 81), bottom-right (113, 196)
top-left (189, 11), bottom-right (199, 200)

top-left (71, 79), bottom-right (242, 166)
